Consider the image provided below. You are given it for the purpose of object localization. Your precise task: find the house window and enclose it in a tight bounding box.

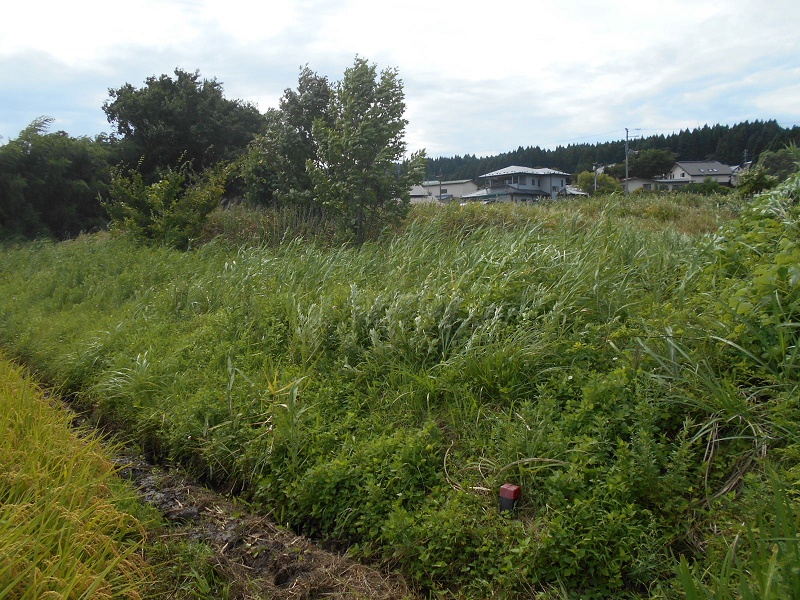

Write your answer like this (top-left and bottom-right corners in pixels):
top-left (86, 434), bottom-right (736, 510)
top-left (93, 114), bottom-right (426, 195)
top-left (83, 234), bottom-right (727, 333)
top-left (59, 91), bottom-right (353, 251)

top-left (643, 184), bottom-right (652, 190)
top-left (440, 188), bottom-right (447, 194)
top-left (512, 175), bottom-right (519, 184)
top-left (681, 172), bottom-right (685, 177)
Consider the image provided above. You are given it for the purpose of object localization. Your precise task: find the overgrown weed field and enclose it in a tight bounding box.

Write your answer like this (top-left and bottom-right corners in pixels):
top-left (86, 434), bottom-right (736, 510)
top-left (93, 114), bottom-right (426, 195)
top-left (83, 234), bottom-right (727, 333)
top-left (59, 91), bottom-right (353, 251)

top-left (1, 187), bottom-right (799, 598)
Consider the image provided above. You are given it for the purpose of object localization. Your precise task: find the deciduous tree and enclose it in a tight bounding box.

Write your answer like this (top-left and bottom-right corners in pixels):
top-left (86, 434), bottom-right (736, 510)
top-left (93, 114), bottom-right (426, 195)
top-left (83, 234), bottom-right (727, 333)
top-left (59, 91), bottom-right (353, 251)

top-left (576, 171), bottom-right (621, 195)
top-left (308, 58), bottom-right (426, 243)
top-left (241, 67), bottom-right (331, 209)
top-left (104, 68), bottom-right (265, 179)
top-left (0, 117), bottom-right (112, 239)
top-left (629, 148), bottom-right (676, 179)
top-left (757, 145), bottom-right (800, 182)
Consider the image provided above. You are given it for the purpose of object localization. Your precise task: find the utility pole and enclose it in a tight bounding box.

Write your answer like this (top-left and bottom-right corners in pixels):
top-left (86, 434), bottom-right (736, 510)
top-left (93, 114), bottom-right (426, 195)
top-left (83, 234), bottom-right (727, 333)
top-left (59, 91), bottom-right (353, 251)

top-left (625, 128), bottom-right (630, 194)
top-left (624, 128), bottom-right (641, 194)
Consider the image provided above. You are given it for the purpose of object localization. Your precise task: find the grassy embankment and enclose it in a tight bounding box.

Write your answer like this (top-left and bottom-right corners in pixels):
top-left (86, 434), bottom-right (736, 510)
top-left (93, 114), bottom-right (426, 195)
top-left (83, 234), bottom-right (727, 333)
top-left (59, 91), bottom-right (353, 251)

top-left (1, 186), bottom-right (798, 598)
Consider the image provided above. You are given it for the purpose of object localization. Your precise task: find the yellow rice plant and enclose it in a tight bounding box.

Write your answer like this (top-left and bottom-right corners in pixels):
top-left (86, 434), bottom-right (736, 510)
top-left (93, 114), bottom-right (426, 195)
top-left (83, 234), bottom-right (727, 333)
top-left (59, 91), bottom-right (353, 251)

top-left (0, 354), bottom-right (150, 599)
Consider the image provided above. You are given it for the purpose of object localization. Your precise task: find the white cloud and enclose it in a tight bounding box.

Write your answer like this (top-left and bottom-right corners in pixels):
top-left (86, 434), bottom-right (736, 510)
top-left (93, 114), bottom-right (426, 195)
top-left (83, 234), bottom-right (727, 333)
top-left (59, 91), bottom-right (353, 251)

top-left (2, 0), bottom-right (799, 153)
top-left (3, 1), bottom-right (204, 67)
top-left (197, 0), bottom-right (299, 44)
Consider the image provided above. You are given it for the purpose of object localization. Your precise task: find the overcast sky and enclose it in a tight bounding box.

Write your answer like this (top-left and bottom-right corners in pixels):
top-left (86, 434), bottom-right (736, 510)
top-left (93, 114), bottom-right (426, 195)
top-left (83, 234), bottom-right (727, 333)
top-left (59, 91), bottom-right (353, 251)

top-left (2, 0), bottom-right (799, 158)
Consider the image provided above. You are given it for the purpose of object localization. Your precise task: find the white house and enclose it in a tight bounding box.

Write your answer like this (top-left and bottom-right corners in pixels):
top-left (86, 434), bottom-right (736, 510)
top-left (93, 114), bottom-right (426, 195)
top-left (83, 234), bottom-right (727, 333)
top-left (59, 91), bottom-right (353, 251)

top-left (658, 161), bottom-right (735, 190)
top-left (409, 179), bottom-right (479, 203)
top-left (621, 177), bottom-right (659, 193)
top-left (420, 179), bottom-right (479, 201)
top-left (462, 166), bottom-right (571, 201)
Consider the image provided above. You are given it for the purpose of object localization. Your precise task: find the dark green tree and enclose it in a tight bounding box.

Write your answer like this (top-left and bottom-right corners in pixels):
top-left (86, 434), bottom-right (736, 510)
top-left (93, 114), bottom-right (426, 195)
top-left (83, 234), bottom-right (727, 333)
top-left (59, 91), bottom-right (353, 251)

top-left (757, 146), bottom-right (800, 182)
top-left (241, 67), bottom-right (331, 208)
top-left (604, 162), bottom-right (626, 180)
top-left (628, 148), bottom-right (676, 179)
top-left (308, 58), bottom-right (426, 244)
top-left (103, 68), bottom-right (265, 179)
top-left (0, 117), bottom-right (112, 239)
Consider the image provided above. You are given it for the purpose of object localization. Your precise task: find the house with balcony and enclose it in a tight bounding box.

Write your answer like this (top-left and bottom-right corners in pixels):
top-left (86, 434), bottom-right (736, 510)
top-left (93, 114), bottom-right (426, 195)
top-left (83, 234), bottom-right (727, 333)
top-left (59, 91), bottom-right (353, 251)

top-left (462, 166), bottom-right (571, 202)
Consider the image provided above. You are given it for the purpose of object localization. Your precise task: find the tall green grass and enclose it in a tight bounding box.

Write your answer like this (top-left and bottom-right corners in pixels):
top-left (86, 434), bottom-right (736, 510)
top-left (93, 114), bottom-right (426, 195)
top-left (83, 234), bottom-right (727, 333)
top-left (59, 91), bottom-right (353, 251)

top-left (0, 191), bottom-right (795, 598)
top-left (0, 354), bottom-right (149, 599)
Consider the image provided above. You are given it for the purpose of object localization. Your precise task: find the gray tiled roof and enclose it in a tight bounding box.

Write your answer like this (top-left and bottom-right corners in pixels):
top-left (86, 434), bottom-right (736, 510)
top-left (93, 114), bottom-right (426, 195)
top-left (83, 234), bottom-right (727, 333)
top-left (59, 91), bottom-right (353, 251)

top-left (421, 179), bottom-right (475, 186)
top-left (675, 161), bottom-right (734, 176)
top-left (480, 165), bottom-right (570, 178)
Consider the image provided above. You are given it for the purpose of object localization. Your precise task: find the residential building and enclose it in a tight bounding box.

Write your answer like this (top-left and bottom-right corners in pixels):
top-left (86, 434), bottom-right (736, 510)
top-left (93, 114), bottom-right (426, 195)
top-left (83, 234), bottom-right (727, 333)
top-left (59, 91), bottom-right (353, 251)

top-left (462, 166), bottom-right (571, 202)
top-left (621, 177), bottom-right (659, 193)
top-left (410, 184), bottom-right (434, 204)
top-left (420, 179), bottom-right (479, 201)
top-left (731, 162), bottom-right (753, 186)
top-left (658, 161), bottom-right (735, 190)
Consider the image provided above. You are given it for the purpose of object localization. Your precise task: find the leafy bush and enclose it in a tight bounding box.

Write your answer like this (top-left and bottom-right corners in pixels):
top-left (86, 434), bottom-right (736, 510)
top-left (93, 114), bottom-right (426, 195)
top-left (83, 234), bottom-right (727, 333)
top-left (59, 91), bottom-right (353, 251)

top-left (104, 160), bottom-right (231, 249)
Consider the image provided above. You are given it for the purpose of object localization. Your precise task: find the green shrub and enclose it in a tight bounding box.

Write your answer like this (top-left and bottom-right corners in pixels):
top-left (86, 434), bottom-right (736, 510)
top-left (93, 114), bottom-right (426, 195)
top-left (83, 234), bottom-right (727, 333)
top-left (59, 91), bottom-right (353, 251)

top-left (104, 161), bottom-right (231, 249)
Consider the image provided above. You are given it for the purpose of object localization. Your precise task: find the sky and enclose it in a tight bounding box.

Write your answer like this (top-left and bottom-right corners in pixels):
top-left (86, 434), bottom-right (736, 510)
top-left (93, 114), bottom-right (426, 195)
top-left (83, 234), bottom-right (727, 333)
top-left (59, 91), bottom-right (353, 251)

top-left (2, 0), bottom-right (799, 158)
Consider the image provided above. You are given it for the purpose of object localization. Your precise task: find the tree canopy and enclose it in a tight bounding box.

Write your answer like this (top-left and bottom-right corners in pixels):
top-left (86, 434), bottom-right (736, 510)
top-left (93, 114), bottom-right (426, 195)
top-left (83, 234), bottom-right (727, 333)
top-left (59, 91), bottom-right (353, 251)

top-left (576, 171), bottom-right (622, 195)
top-left (103, 68), bottom-right (266, 179)
top-left (757, 145), bottom-right (800, 181)
top-left (0, 118), bottom-right (113, 239)
top-left (241, 67), bottom-right (332, 209)
top-left (628, 148), bottom-right (677, 179)
top-left (308, 58), bottom-right (426, 243)
top-left (242, 58), bottom-right (426, 243)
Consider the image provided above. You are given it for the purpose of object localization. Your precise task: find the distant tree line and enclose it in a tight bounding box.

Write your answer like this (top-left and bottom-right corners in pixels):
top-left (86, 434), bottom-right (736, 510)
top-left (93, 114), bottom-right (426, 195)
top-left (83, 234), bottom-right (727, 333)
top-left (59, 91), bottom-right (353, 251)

top-left (426, 120), bottom-right (800, 181)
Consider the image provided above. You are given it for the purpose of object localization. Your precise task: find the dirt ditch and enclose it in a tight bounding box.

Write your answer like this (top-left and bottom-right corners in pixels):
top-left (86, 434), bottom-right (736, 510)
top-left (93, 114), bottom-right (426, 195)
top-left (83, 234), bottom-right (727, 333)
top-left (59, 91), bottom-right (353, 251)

top-left (115, 452), bottom-right (415, 599)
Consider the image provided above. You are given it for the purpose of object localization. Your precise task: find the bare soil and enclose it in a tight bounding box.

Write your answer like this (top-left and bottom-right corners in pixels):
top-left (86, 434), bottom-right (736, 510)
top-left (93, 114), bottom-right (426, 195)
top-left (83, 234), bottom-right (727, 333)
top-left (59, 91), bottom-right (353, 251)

top-left (115, 453), bottom-right (416, 599)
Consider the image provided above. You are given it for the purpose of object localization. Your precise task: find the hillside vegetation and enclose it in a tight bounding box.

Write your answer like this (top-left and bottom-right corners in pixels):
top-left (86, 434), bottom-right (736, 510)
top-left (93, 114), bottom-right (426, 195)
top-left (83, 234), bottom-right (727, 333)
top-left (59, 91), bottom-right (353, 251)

top-left (1, 185), bottom-right (799, 598)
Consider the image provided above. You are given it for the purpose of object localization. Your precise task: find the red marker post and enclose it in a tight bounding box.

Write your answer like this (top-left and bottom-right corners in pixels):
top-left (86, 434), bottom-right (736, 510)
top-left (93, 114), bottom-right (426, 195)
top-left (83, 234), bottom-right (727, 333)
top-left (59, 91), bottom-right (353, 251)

top-left (499, 483), bottom-right (521, 512)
